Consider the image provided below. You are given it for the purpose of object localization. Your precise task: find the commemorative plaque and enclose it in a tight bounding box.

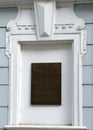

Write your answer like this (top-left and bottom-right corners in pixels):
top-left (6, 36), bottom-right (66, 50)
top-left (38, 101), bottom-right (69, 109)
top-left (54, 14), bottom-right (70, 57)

top-left (31, 63), bottom-right (61, 105)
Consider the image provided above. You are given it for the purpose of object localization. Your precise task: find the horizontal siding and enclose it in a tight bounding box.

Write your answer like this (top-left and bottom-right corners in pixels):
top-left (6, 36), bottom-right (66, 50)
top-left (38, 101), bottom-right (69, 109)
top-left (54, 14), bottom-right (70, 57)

top-left (83, 45), bottom-right (93, 65)
top-left (0, 128), bottom-right (4, 130)
top-left (0, 28), bottom-right (6, 48)
top-left (83, 108), bottom-right (93, 130)
top-left (74, 4), bottom-right (93, 23)
top-left (0, 68), bottom-right (8, 85)
top-left (86, 24), bottom-right (93, 44)
top-left (83, 66), bottom-right (93, 84)
top-left (0, 7), bottom-right (17, 128)
top-left (0, 49), bottom-right (8, 67)
top-left (0, 7), bottom-right (17, 27)
top-left (0, 108), bottom-right (8, 128)
top-left (75, 3), bottom-right (93, 130)
top-left (83, 85), bottom-right (93, 107)
top-left (0, 86), bottom-right (8, 107)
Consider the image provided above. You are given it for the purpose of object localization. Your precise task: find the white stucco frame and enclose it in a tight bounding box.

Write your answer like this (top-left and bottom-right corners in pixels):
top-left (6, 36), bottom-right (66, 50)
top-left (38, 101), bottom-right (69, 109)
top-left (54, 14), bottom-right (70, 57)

top-left (5, 1), bottom-right (87, 130)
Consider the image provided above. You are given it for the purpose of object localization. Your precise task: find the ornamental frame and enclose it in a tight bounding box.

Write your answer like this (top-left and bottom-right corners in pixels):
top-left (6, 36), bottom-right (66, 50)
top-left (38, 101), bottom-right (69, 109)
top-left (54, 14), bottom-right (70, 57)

top-left (5, 1), bottom-right (87, 130)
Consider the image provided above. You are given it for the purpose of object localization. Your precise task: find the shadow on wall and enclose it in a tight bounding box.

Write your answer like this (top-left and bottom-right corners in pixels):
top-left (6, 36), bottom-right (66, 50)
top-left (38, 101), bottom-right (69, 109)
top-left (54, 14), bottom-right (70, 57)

top-left (0, 7), bottom-right (18, 27)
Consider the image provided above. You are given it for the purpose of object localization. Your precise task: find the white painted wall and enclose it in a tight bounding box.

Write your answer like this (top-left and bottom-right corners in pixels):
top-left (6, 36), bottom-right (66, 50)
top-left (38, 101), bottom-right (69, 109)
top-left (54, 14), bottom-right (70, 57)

top-left (21, 43), bottom-right (72, 125)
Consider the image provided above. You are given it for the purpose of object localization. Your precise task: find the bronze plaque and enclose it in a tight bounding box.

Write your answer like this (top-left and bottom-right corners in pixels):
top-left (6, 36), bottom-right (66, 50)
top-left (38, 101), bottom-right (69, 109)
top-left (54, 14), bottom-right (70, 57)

top-left (31, 63), bottom-right (61, 105)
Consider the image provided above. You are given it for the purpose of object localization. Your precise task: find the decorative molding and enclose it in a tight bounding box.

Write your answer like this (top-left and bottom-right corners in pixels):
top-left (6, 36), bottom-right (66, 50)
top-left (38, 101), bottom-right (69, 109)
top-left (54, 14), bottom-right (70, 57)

top-left (6, 33), bottom-right (11, 58)
top-left (6, 2), bottom-right (87, 128)
top-left (53, 2), bottom-right (87, 55)
top-left (6, 1), bottom-right (87, 57)
top-left (54, 23), bottom-right (74, 32)
top-left (7, 22), bottom-right (36, 32)
top-left (34, 0), bottom-right (55, 40)
top-left (0, 0), bottom-right (93, 7)
top-left (7, 5), bottom-right (36, 34)
top-left (54, 2), bottom-right (85, 34)
top-left (6, 1), bottom-right (87, 56)
top-left (80, 30), bottom-right (87, 55)
top-left (54, 21), bottom-right (85, 33)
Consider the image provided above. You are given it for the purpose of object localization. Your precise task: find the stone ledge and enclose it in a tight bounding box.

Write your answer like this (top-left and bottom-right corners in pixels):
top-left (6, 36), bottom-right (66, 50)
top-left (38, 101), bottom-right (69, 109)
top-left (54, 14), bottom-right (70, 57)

top-left (5, 125), bottom-right (86, 130)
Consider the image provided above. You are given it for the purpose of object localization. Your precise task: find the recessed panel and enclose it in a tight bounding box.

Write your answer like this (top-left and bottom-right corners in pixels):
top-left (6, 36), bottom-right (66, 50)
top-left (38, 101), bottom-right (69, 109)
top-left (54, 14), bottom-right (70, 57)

top-left (31, 63), bottom-right (61, 105)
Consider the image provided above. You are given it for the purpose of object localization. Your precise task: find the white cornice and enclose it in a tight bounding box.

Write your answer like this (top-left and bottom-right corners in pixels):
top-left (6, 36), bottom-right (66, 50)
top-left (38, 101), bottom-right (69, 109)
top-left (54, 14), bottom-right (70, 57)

top-left (0, 0), bottom-right (93, 7)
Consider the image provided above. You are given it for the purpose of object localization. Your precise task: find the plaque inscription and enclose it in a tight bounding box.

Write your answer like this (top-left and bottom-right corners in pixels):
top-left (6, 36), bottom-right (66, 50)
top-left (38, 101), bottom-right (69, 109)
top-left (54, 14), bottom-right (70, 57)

top-left (31, 63), bottom-right (61, 105)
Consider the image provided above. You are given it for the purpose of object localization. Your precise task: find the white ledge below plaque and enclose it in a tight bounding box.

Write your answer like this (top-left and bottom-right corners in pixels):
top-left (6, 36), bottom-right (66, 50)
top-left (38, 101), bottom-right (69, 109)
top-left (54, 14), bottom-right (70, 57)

top-left (5, 125), bottom-right (86, 130)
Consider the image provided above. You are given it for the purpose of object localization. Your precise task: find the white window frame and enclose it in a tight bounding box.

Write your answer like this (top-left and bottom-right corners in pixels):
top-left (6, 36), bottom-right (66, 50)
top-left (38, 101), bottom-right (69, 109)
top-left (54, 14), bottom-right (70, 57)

top-left (5, 1), bottom-right (87, 130)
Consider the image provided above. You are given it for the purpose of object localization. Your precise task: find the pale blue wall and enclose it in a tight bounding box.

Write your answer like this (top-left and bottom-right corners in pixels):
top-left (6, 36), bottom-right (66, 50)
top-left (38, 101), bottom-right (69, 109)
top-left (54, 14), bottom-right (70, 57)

top-left (75, 4), bottom-right (93, 130)
top-left (0, 7), bottom-right (17, 129)
top-left (0, 4), bottom-right (93, 130)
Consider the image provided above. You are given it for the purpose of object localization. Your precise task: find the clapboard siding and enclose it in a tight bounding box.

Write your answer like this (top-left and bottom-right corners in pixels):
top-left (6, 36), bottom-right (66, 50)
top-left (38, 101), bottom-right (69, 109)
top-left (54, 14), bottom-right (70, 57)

top-left (0, 8), bottom-right (17, 27)
top-left (83, 108), bottom-right (93, 130)
top-left (0, 49), bottom-right (8, 67)
top-left (0, 86), bottom-right (8, 107)
top-left (83, 85), bottom-right (93, 107)
top-left (83, 45), bottom-right (93, 65)
top-left (0, 128), bottom-right (4, 130)
top-left (0, 108), bottom-right (8, 128)
top-left (86, 24), bottom-right (93, 44)
top-left (0, 8), bottom-right (17, 128)
top-left (0, 28), bottom-right (6, 48)
top-left (83, 66), bottom-right (93, 84)
top-left (75, 3), bottom-right (93, 130)
top-left (74, 4), bottom-right (93, 23)
top-left (0, 68), bottom-right (8, 85)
